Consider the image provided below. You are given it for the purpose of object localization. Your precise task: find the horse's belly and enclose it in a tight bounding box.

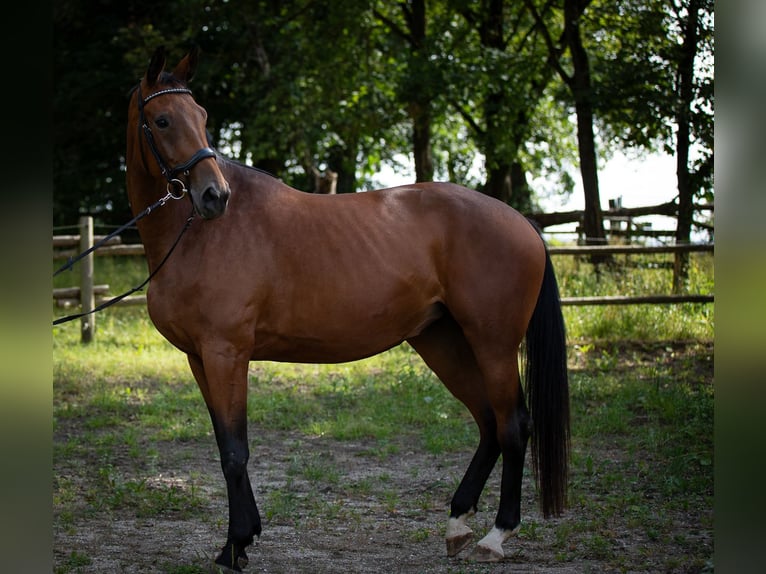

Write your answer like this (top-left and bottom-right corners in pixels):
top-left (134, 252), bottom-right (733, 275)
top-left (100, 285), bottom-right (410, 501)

top-left (250, 301), bottom-right (444, 363)
top-left (251, 335), bottom-right (398, 364)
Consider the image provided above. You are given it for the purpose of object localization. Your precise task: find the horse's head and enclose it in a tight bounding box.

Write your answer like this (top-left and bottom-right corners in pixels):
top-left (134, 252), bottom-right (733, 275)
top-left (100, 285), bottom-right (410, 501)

top-left (131, 46), bottom-right (230, 220)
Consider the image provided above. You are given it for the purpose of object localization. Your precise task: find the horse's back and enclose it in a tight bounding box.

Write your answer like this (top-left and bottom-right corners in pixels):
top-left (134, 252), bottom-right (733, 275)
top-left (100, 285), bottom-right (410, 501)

top-left (231, 174), bottom-right (547, 316)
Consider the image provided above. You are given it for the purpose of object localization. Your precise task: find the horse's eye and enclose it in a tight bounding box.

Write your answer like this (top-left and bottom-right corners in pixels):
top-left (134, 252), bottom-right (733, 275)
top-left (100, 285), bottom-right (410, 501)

top-left (155, 117), bottom-right (170, 129)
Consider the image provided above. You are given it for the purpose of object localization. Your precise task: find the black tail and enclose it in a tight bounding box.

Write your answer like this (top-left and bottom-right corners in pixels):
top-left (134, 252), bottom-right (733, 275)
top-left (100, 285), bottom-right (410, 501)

top-left (524, 248), bottom-right (570, 517)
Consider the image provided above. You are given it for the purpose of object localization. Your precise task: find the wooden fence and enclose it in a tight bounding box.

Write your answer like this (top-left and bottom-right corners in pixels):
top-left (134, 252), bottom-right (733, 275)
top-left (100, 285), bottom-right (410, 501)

top-left (54, 216), bottom-right (714, 341)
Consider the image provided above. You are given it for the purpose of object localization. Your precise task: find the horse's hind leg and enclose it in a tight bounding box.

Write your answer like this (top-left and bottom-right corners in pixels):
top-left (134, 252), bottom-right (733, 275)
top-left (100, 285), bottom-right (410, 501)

top-left (468, 361), bottom-right (530, 562)
top-left (410, 313), bottom-right (532, 562)
top-left (188, 352), bottom-right (261, 572)
top-left (446, 426), bottom-right (501, 557)
top-left (407, 315), bottom-right (502, 558)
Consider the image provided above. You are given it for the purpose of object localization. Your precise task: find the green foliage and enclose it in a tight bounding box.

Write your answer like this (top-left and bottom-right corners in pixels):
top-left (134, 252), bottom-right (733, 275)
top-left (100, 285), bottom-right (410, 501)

top-left (587, 0), bottom-right (677, 150)
top-left (54, 0), bottom-right (713, 226)
top-left (587, 0), bottom-right (715, 200)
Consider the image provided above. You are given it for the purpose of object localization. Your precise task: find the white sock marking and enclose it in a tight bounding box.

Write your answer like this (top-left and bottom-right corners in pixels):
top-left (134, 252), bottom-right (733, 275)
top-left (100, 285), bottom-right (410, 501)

top-left (476, 524), bottom-right (521, 557)
top-left (446, 514), bottom-right (473, 539)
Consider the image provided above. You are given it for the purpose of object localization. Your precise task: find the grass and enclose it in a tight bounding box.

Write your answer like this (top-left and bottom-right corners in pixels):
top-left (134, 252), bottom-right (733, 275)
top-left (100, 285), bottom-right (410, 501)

top-left (52, 251), bottom-right (713, 572)
top-left (245, 355), bottom-right (475, 451)
top-left (554, 253), bottom-right (715, 342)
top-left (554, 250), bottom-right (714, 342)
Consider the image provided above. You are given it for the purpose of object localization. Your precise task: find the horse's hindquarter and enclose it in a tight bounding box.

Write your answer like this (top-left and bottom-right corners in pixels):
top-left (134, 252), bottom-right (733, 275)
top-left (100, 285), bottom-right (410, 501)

top-left (410, 183), bottom-right (546, 346)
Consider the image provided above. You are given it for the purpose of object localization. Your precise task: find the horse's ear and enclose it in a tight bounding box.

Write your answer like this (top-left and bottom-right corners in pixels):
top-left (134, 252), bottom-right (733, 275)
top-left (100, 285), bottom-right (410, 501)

top-left (146, 46), bottom-right (166, 87)
top-left (172, 45), bottom-right (200, 84)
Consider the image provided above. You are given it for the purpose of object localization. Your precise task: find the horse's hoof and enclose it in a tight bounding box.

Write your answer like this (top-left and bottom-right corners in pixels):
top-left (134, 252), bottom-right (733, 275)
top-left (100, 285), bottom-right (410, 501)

top-left (209, 563), bottom-right (241, 574)
top-left (446, 531), bottom-right (474, 557)
top-left (213, 543), bottom-right (249, 572)
top-left (210, 556), bottom-right (247, 573)
top-left (466, 543), bottom-right (504, 563)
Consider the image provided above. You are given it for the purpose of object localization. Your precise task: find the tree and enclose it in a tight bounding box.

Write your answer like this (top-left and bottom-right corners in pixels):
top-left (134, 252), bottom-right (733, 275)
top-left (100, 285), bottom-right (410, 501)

top-left (580, 0), bottom-right (714, 275)
top-left (374, 0), bottom-right (437, 183)
top-left (442, 0), bottom-right (565, 212)
top-left (524, 0), bottom-right (608, 247)
top-left (54, 0), bottom-right (712, 248)
top-left (670, 0), bottom-right (713, 290)
top-left (53, 0), bottom-right (192, 230)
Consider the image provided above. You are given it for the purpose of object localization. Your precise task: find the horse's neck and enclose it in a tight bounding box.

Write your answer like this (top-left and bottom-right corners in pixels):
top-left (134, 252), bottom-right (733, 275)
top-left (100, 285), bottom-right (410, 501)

top-left (127, 173), bottom-right (193, 272)
top-left (223, 158), bottom-right (295, 203)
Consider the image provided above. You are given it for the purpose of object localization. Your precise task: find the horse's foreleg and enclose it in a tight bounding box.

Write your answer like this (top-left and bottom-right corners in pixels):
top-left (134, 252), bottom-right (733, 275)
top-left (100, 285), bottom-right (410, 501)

top-left (188, 353), bottom-right (260, 572)
top-left (213, 419), bottom-right (260, 571)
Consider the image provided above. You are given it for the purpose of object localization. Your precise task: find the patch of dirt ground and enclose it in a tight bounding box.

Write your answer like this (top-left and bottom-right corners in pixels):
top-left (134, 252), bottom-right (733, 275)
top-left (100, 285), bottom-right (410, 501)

top-left (55, 429), bottom-right (598, 573)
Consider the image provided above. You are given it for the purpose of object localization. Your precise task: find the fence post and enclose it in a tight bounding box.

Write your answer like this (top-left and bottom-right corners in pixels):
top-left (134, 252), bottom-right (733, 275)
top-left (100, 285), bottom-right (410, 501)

top-left (79, 216), bottom-right (95, 343)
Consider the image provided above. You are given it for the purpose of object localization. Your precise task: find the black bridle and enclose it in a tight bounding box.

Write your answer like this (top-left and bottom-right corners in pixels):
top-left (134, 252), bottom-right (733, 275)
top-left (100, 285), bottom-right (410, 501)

top-left (136, 85), bottom-right (217, 195)
top-left (52, 85), bottom-right (213, 326)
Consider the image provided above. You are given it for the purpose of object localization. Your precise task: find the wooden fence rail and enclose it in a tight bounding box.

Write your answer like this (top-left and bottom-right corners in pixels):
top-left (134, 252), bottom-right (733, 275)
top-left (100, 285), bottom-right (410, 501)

top-left (53, 243), bottom-right (145, 260)
top-left (561, 294), bottom-right (714, 306)
top-left (54, 216), bottom-right (714, 342)
top-left (548, 243), bottom-right (713, 256)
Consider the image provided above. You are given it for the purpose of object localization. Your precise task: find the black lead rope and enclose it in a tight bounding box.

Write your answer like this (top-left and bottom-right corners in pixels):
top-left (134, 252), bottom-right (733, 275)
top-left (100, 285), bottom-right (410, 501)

top-left (52, 209), bottom-right (195, 326)
top-left (53, 189), bottom-right (184, 278)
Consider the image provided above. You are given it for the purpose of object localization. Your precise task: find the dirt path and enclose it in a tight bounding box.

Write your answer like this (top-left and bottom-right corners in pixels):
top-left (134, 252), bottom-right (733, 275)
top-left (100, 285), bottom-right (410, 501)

top-left (54, 425), bottom-right (710, 573)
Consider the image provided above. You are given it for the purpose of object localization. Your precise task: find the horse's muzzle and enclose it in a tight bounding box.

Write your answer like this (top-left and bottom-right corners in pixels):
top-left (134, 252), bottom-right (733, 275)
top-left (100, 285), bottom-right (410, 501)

top-left (196, 183), bottom-right (231, 219)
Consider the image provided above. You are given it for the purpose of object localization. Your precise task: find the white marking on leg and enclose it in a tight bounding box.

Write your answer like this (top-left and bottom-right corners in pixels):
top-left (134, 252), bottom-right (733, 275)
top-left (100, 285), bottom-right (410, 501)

top-left (476, 524), bottom-right (520, 559)
top-left (445, 511), bottom-right (476, 556)
top-left (446, 513), bottom-right (473, 539)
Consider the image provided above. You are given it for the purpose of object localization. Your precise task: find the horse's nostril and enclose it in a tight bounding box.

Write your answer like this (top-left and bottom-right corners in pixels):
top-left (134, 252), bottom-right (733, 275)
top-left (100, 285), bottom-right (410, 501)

top-left (198, 185), bottom-right (229, 218)
top-left (203, 187), bottom-right (220, 205)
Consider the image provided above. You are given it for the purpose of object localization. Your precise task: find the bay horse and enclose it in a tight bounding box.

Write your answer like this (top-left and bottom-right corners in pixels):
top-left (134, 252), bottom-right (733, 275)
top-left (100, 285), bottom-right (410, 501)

top-left (126, 47), bottom-right (569, 571)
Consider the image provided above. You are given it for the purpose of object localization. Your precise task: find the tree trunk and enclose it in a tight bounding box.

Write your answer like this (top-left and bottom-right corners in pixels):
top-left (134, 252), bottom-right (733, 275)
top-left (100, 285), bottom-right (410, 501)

top-left (557, 0), bottom-right (609, 267)
top-left (377, 0), bottom-right (434, 184)
top-left (511, 161), bottom-right (532, 214)
top-left (407, 0), bottom-right (434, 183)
top-left (327, 141), bottom-right (358, 194)
top-left (673, 0), bottom-right (700, 293)
top-left (484, 163), bottom-right (512, 204)
top-left (411, 102), bottom-right (434, 182)
top-left (564, 0), bottom-right (606, 250)
top-left (574, 98), bottom-right (605, 247)
top-left (477, 1), bottom-right (515, 205)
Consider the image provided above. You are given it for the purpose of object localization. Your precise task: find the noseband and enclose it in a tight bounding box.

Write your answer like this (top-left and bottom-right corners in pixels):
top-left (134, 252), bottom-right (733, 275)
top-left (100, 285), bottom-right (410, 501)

top-left (136, 85), bottom-right (217, 195)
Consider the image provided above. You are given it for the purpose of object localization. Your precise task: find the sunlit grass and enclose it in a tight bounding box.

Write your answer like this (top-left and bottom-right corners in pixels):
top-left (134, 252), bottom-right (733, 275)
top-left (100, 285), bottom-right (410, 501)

top-left (53, 307), bottom-right (189, 384)
top-left (53, 251), bottom-right (713, 448)
top-left (246, 352), bottom-right (475, 451)
top-left (554, 251), bottom-right (714, 342)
